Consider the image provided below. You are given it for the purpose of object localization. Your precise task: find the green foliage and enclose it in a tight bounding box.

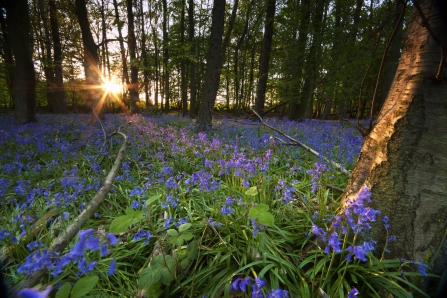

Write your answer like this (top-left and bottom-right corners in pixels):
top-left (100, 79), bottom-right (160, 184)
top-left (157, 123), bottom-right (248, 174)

top-left (1, 114), bottom-right (433, 297)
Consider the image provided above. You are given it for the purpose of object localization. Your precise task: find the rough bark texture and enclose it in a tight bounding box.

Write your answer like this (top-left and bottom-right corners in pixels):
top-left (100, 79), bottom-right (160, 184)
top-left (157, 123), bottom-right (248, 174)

top-left (254, 0), bottom-right (276, 116)
top-left (6, 0), bottom-right (37, 123)
top-left (196, 0), bottom-right (225, 131)
top-left (343, 0), bottom-right (447, 275)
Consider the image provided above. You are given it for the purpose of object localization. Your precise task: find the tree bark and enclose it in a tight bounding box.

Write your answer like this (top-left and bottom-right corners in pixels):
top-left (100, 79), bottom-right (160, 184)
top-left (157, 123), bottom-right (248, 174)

top-left (254, 0), bottom-right (276, 117)
top-left (196, 0), bottom-right (226, 131)
top-left (343, 0), bottom-right (447, 275)
top-left (288, 0), bottom-right (311, 119)
top-left (75, 0), bottom-right (104, 120)
top-left (5, 0), bottom-right (37, 123)
top-left (127, 0), bottom-right (139, 114)
top-left (180, 0), bottom-right (187, 116)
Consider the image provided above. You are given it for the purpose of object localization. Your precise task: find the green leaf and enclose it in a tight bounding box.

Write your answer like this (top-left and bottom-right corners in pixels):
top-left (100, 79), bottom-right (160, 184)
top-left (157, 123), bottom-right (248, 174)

top-left (159, 267), bottom-right (175, 285)
top-left (180, 231), bottom-right (194, 241)
top-left (257, 212), bottom-right (274, 227)
top-left (245, 186), bottom-right (258, 196)
top-left (55, 283), bottom-right (71, 298)
top-left (145, 194), bottom-right (162, 206)
top-left (109, 215), bottom-right (133, 234)
top-left (71, 276), bottom-right (99, 298)
top-left (248, 208), bottom-right (260, 218)
top-left (167, 229), bottom-right (178, 236)
top-left (179, 257), bottom-right (190, 269)
top-left (187, 241), bottom-right (199, 260)
top-left (139, 266), bottom-right (161, 289)
top-left (254, 203), bottom-right (269, 212)
top-left (168, 236), bottom-right (180, 244)
top-left (145, 282), bottom-right (163, 297)
top-left (178, 223), bottom-right (191, 233)
top-left (125, 208), bottom-right (143, 220)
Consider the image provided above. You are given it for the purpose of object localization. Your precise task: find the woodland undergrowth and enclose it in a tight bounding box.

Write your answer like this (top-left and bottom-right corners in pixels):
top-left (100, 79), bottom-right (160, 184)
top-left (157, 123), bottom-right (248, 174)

top-left (0, 114), bottom-right (432, 298)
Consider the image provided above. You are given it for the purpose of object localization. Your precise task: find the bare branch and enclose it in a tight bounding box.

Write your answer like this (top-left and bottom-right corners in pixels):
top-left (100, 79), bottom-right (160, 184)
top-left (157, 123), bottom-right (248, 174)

top-left (251, 110), bottom-right (350, 176)
top-left (15, 132), bottom-right (128, 291)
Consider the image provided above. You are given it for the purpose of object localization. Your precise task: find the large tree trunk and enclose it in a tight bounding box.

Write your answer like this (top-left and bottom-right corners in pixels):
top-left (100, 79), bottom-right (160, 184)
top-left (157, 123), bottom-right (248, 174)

top-left (75, 0), bottom-right (104, 120)
top-left (196, 0), bottom-right (225, 131)
top-left (5, 0), bottom-right (37, 123)
top-left (343, 0), bottom-right (447, 275)
top-left (127, 0), bottom-right (139, 114)
top-left (254, 0), bottom-right (276, 117)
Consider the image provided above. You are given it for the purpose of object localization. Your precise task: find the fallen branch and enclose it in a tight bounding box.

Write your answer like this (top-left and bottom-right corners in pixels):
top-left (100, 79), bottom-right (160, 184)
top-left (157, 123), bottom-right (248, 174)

top-left (251, 110), bottom-right (350, 176)
top-left (15, 131), bottom-right (128, 291)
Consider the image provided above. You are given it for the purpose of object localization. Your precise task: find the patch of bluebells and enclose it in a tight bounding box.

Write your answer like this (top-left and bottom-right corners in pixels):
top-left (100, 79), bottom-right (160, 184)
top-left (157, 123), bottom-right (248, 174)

top-left (133, 229), bottom-right (152, 244)
top-left (17, 229), bottom-right (119, 278)
top-left (306, 162), bottom-right (327, 193)
top-left (275, 179), bottom-right (297, 204)
top-left (231, 276), bottom-right (289, 298)
top-left (208, 217), bottom-right (223, 228)
top-left (161, 193), bottom-right (179, 209)
top-left (310, 186), bottom-right (381, 261)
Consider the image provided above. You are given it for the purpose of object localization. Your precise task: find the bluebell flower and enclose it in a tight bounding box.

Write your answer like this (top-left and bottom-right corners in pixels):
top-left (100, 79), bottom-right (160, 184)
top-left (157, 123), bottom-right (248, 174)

top-left (165, 177), bottom-right (178, 189)
top-left (17, 285), bottom-right (52, 298)
top-left (100, 243), bottom-right (109, 257)
top-left (131, 200), bottom-right (141, 209)
top-left (108, 258), bottom-right (117, 275)
top-left (221, 206), bottom-right (234, 215)
top-left (311, 224), bottom-right (327, 241)
top-left (348, 287), bottom-right (359, 298)
top-left (266, 289), bottom-right (289, 298)
top-left (230, 277), bottom-right (252, 292)
top-left (418, 263), bottom-right (428, 276)
top-left (107, 233), bottom-right (119, 245)
top-left (327, 232), bottom-right (342, 253)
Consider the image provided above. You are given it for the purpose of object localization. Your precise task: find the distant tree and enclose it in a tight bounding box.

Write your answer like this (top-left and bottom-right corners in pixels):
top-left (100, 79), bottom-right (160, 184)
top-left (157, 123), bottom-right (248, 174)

top-left (196, 0), bottom-right (226, 131)
top-left (254, 0), bottom-right (276, 117)
top-left (343, 0), bottom-right (447, 277)
top-left (1, 0), bottom-right (37, 123)
top-left (127, 0), bottom-right (139, 114)
top-left (187, 0), bottom-right (197, 118)
top-left (0, 8), bottom-right (14, 107)
top-left (162, 0), bottom-right (170, 113)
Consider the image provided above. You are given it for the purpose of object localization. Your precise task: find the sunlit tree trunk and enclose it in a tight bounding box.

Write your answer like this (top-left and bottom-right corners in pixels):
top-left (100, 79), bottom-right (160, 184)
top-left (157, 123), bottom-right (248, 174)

top-left (5, 0), bottom-right (37, 123)
top-left (343, 0), bottom-right (447, 276)
top-left (75, 0), bottom-right (104, 120)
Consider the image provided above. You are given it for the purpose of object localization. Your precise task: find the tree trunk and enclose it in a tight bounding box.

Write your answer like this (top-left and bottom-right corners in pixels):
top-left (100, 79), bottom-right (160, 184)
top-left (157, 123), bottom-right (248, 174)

top-left (0, 11), bottom-right (14, 107)
top-left (49, 0), bottom-right (67, 113)
top-left (188, 0), bottom-right (197, 118)
top-left (288, 0), bottom-right (310, 119)
top-left (196, 0), bottom-right (225, 131)
top-left (297, 0), bottom-right (326, 119)
top-left (75, 0), bottom-right (103, 120)
top-left (112, 0), bottom-right (130, 105)
top-left (254, 0), bottom-right (276, 117)
top-left (343, 0), bottom-right (447, 276)
top-left (180, 0), bottom-right (187, 116)
top-left (127, 0), bottom-right (139, 114)
top-left (374, 0), bottom-right (405, 116)
top-left (5, 0), bottom-right (37, 123)
top-left (162, 0), bottom-right (170, 113)
top-left (139, 0), bottom-right (150, 109)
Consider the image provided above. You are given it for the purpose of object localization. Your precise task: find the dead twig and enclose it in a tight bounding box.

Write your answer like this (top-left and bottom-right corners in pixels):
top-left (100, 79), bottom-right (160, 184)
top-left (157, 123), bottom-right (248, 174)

top-left (251, 110), bottom-right (350, 176)
top-left (15, 132), bottom-right (128, 291)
